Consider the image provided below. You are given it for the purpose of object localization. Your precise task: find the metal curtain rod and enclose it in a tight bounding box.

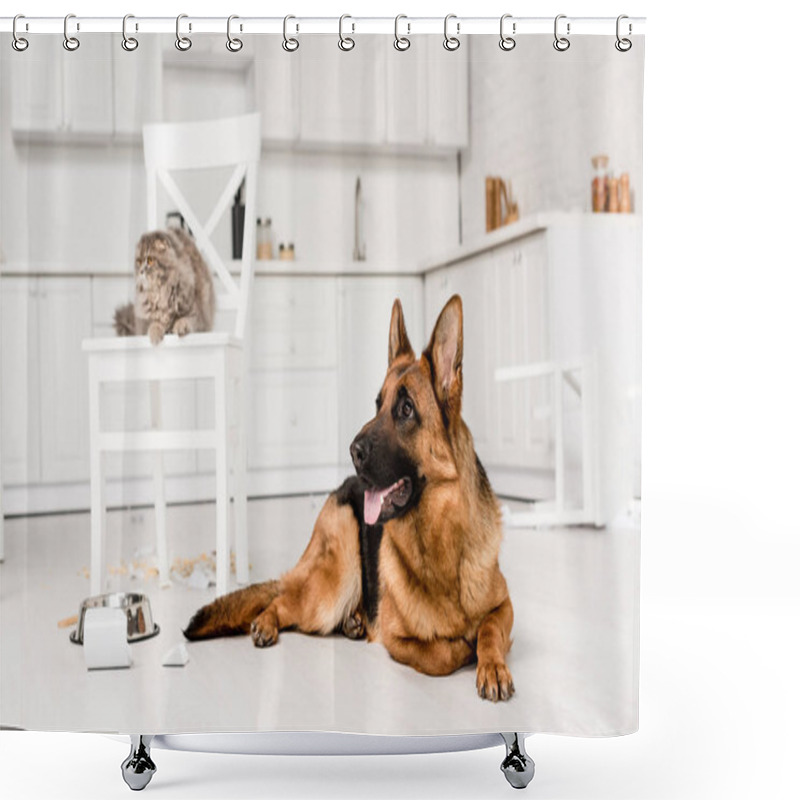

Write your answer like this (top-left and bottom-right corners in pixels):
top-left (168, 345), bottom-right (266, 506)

top-left (0, 16), bottom-right (646, 37)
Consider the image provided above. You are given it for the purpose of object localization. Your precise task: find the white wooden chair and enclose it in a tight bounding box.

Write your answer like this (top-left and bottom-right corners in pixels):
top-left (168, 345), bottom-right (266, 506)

top-left (82, 113), bottom-right (260, 597)
top-left (495, 357), bottom-right (601, 528)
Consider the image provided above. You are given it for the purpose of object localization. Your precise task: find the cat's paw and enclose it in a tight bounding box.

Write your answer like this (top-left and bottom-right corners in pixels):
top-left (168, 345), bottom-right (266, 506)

top-left (148, 322), bottom-right (166, 346)
top-left (173, 317), bottom-right (193, 337)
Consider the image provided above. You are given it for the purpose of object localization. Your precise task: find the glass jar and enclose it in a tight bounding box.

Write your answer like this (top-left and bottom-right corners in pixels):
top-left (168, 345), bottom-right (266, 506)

top-left (591, 155), bottom-right (609, 212)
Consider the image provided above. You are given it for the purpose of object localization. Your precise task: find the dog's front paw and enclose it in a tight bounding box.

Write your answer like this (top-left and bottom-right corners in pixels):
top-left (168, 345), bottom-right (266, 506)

top-left (476, 661), bottom-right (515, 702)
top-left (342, 609), bottom-right (366, 640)
top-left (250, 614), bottom-right (279, 648)
top-left (148, 322), bottom-right (166, 346)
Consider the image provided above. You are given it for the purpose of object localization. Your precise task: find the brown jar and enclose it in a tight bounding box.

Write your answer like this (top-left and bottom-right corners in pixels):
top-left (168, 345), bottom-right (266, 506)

top-left (591, 155), bottom-right (609, 212)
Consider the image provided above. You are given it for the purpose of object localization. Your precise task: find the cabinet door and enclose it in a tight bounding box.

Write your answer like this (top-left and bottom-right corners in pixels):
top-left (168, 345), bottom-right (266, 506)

top-left (9, 38), bottom-right (64, 135)
top-left (426, 37), bottom-right (469, 149)
top-left (299, 35), bottom-right (385, 146)
top-left (252, 37), bottom-right (300, 141)
top-left (338, 277), bottom-right (424, 465)
top-left (63, 35), bottom-right (113, 136)
top-left (0, 278), bottom-right (41, 485)
top-left (248, 370), bottom-right (338, 468)
top-left (113, 34), bottom-right (163, 141)
top-left (385, 41), bottom-right (427, 146)
top-left (38, 278), bottom-right (92, 483)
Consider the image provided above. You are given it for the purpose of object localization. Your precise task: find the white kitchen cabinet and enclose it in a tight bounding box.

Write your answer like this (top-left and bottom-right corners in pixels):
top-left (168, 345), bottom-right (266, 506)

top-left (423, 233), bottom-right (549, 471)
top-left (38, 279), bottom-right (93, 482)
top-left (252, 38), bottom-right (300, 142)
top-left (248, 369), bottom-right (338, 469)
top-left (426, 38), bottom-right (469, 149)
top-left (112, 35), bottom-right (164, 141)
top-left (10, 35), bottom-right (113, 140)
top-left (298, 36), bottom-right (385, 146)
top-left (385, 41), bottom-right (428, 146)
top-left (0, 278), bottom-right (92, 485)
top-left (0, 278), bottom-right (40, 485)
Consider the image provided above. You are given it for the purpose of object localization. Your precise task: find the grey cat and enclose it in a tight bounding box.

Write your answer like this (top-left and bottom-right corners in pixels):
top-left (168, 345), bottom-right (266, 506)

top-left (114, 229), bottom-right (215, 345)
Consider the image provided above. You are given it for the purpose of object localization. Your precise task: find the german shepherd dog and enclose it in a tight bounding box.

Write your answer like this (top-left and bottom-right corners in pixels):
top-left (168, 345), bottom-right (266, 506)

top-left (184, 295), bottom-right (515, 701)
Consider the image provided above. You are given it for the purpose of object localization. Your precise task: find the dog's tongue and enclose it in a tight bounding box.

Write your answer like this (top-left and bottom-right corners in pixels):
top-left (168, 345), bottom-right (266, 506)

top-left (364, 488), bottom-right (388, 526)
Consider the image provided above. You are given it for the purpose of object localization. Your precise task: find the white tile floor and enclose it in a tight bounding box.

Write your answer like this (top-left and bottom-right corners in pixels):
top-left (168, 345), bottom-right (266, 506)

top-left (0, 496), bottom-right (639, 736)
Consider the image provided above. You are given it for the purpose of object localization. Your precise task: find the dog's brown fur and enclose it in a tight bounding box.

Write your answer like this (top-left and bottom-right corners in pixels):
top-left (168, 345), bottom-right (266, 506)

top-left (184, 295), bottom-right (514, 701)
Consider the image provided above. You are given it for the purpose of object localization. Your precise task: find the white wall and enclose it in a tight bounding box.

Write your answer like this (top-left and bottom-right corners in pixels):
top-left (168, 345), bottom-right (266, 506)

top-left (460, 36), bottom-right (644, 244)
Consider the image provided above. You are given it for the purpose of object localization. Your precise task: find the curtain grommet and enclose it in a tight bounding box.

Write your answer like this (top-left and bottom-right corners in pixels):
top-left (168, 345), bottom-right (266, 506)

top-left (226, 15), bottom-right (243, 52)
top-left (443, 14), bottom-right (460, 51)
top-left (12, 14), bottom-right (29, 52)
top-left (394, 14), bottom-right (411, 51)
top-left (615, 15), bottom-right (632, 52)
top-left (338, 14), bottom-right (355, 51)
top-left (499, 14), bottom-right (516, 51)
top-left (282, 15), bottom-right (299, 52)
top-left (121, 14), bottom-right (139, 52)
top-left (63, 13), bottom-right (80, 52)
top-left (553, 14), bottom-right (570, 52)
top-left (175, 14), bottom-right (192, 51)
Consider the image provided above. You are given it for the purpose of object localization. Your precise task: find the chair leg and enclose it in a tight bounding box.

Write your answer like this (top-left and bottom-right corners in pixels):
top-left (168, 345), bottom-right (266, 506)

top-left (215, 360), bottom-right (231, 597)
top-left (234, 372), bottom-right (248, 586)
top-left (89, 363), bottom-right (106, 597)
top-left (149, 382), bottom-right (170, 588)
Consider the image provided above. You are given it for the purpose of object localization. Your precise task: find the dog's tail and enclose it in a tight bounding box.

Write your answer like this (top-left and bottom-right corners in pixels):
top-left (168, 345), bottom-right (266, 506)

top-left (183, 580), bottom-right (281, 640)
top-left (114, 302), bottom-right (137, 337)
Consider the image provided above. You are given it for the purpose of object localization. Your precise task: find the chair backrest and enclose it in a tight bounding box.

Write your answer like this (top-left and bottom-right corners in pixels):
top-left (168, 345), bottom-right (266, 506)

top-left (142, 113), bottom-right (261, 340)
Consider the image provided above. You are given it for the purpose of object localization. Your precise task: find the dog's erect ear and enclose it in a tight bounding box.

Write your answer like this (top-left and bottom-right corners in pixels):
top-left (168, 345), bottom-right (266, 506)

top-left (388, 298), bottom-right (414, 365)
top-left (424, 294), bottom-right (463, 421)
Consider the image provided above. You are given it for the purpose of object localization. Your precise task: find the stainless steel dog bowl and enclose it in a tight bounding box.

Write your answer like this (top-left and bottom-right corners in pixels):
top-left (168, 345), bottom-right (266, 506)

top-left (69, 592), bottom-right (160, 645)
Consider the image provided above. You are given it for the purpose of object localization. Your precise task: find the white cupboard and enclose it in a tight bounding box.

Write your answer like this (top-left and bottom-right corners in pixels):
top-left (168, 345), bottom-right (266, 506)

top-left (10, 35), bottom-right (114, 140)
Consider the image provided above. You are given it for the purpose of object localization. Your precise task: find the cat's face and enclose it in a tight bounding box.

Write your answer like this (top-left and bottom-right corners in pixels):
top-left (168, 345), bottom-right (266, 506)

top-left (135, 233), bottom-right (175, 290)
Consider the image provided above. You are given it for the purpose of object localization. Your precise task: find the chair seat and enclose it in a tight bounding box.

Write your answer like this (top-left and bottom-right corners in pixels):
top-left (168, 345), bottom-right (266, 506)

top-left (82, 331), bottom-right (242, 353)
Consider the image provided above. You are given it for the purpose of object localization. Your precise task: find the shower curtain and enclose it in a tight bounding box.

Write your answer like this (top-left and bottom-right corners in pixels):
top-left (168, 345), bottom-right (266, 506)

top-left (0, 22), bottom-right (643, 739)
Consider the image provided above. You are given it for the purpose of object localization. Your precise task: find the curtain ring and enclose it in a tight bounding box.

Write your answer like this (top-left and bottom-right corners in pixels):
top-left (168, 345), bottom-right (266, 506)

top-left (12, 15), bottom-right (29, 52)
top-left (226, 15), bottom-right (243, 52)
top-left (63, 14), bottom-right (80, 51)
top-left (175, 14), bottom-right (192, 51)
top-left (283, 15), bottom-right (299, 52)
top-left (553, 14), bottom-right (570, 52)
top-left (338, 14), bottom-right (355, 51)
top-left (615, 14), bottom-right (632, 52)
top-left (499, 14), bottom-right (516, 51)
top-left (121, 14), bottom-right (139, 52)
top-left (443, 14), bottom-right (460, 51)
top-left (394, 14), bottom-right (410, 51)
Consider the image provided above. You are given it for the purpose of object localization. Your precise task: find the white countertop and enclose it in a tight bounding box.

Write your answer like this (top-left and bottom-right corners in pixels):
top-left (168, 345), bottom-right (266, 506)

top-left (0, 213), bottom-right (641, 278)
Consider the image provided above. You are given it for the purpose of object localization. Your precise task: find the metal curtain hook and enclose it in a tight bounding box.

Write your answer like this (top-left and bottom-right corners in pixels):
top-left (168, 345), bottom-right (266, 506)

top-left (394, 14), bottom-right (410, 51)
top-left (283, 15), bottom-right (299, 52)
top-left (338, 14), bottom-right (355, 51)
top-left (499, 14), bottom-right (516, 51)
top-left (175, 14), bottom-right (192, 51)
top-left (615, 14), bottom-right (632, 51)
top-left (121, 14), bottom-right (139, 51)
top-left (12, 14), bottom-right (29, 52)
top-left (443, 14), bottom-right (460, 51)
top-left (553, 14), bottom-right (570, 52)
top-left (63, 13), bottom-right (80, 51)
top-left (227, 15), bottom-right (243, 52)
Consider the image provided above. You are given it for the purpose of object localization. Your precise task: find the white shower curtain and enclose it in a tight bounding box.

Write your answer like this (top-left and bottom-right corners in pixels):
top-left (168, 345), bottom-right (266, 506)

top-left (0, 26), bottom-right (643, 738)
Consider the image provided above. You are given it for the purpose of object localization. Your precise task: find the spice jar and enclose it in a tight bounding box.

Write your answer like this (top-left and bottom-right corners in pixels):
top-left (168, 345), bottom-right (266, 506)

top-left (619, 173), bottom-right (632, 213)
top-left (257, 218), bottom-right (273, 260)
top-left (591, 155), bottom-right (609, 212)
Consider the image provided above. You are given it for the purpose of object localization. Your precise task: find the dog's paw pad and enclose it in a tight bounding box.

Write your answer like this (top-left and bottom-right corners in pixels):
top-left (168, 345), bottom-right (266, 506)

top-left (250, 620), bottom-right (278, 648)
top-left (476, 661), bottom-right (514, 702)
top-left (342, 610), bottom-right (366, 640)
